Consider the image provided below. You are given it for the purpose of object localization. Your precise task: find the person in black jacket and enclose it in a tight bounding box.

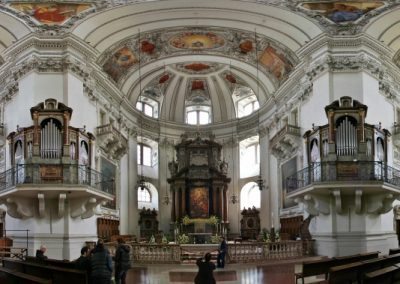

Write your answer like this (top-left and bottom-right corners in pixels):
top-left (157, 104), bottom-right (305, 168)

top-left (74, 246), bottom-right (90, 271)
top-left (90, 239), bottom-right (112, 284)
top-left (217, 236), bottom-right (227, 268)
top-left (35, 245), bottom-right (48, 261)
top-left (114, 238), bottom-right (131, 284)
top-left (194, 252), bottom-right (216, 284)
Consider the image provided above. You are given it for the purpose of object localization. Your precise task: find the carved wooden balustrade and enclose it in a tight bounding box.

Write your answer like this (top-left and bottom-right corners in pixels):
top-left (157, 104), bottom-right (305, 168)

top-left (105, 240), bottom-right (314, 264)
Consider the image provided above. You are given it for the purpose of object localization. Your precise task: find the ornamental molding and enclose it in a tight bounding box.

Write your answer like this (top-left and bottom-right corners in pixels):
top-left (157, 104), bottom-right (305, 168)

top-left (0, 55), bottom-right (92, 101)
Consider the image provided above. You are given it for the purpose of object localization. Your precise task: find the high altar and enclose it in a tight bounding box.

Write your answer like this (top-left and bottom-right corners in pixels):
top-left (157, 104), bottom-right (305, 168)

top-left (167, 134), bottom-right (230, 236)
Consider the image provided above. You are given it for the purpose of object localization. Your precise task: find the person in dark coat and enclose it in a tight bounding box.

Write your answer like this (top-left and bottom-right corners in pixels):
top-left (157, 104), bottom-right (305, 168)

top-left (90, 239), bottom-right (112, 284)
top-left (74, 246), bottom-right (90, 271)
top-left (35, 245), bottom-right (48, 261)
top-left (114, 238), bottom-right (131, 284)
top-left (194, 252), bottom-right (216, 284)
top-left (217, 236), bottom-right (227, 268)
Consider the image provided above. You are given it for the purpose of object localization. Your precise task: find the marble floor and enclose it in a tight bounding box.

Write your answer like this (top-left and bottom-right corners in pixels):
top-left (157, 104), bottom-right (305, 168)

top-left (125, 257), bottom-right (321, 284)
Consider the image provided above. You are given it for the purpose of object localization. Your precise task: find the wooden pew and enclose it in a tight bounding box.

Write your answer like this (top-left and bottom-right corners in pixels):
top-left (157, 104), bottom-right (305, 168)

top-left (382, 253), bottom-right (400, 267)
top-left (332, 251), bottom-right (380, 266)
top-left (0, 266), bottom-right (52, 284)
top-left (25, 256), bottom-right (77, 269)
top-left (364, 265), bottom-right (399, 284)
top-left (328, 261), bottom-right (363, 284)
top-left (389, 248), bottom-right (400, 255)
top-left (295, 258), bottom-right (336, 284)
top-left (2, 258), bottom-right (88, 284)
top-left (295, 251), bottom-right (381, 284)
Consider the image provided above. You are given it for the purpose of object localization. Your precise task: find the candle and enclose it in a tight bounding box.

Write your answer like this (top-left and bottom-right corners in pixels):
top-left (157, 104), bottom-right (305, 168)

top-left (271, 212), bottom-right (274, 228)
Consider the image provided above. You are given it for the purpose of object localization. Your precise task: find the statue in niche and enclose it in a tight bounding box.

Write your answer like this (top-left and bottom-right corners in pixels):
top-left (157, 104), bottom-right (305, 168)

top-left (168, 160), bottom-right (178, 176)
top-left (219, 159), bottom-right (228, 175)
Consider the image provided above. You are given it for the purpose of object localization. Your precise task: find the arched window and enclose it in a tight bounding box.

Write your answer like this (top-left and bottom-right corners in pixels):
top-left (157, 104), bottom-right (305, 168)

top-left (240, 182), bottom-right (261, 209)
top-left (232, 86), bottom-right (259, 118)
top-left (186, 106), bottom-right (211, 125)
top-left (137, 182), bottom-right (159, 211)
top-left (136, 96), bottom-right (159, 118)
top-left (138, 188), bottom-right (151, 202)
top-left (240, 136), bottom-right (260, 178)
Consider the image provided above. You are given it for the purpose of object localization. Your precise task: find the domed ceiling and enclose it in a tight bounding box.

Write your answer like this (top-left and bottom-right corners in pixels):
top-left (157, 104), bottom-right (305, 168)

top-left (0, 0), bottom-right (400, 124)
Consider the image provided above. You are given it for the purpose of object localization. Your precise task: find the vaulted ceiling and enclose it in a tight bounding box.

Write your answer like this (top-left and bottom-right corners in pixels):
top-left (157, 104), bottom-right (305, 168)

top-left (1, 0), bottom-right (400, 124)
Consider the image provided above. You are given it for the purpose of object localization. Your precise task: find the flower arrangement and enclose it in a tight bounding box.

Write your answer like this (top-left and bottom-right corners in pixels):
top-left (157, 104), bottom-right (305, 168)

top-left (181, 215), bottom-right (219, 226)
top-left (210, 234), bottom-right (221, 244)
top-left (177, 233), bottom-right (189, 244)
top-left (161, 235), bottom-right (168, 244)
top-left (262, 228), bottom-right (270, 242)
top-left (149, 234), bottom-right (155, 244)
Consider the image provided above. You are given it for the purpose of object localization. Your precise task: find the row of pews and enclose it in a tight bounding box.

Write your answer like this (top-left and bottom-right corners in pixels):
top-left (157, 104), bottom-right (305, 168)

top-left (0, 257), bottom-right (88, 284)
top-left (295, 249), bottom-right (400, 284)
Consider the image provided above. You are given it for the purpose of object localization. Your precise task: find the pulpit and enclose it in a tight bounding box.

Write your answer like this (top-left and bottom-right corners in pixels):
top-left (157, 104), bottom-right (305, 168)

top-left (168, 133), bottom-right (230, 232)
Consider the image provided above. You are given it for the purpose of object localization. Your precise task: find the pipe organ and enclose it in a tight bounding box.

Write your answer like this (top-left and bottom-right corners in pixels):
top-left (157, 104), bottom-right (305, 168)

top-left (304, 96), bottom-right (390, 165)
top-left (40, 119), bottom-right (63, 159)
top-left (336, 116), bottom-right (357, 156)
top-left (7, 98), bottom-right (95, 168)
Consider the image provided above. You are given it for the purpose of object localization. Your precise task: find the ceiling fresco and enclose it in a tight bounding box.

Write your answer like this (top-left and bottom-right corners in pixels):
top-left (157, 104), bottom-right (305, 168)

top-left (301, 2), bottom-right (384, 23)
top-left (169, 32), bottom-right (225, 50)
top-left (9, 3), bottom-right (92, 24)
top-left (100, 28), bottom-right (297, 84)
top-left (173, 62), bottom-right (223, 75)
top-left (103, 47), bottom-right (138, 82)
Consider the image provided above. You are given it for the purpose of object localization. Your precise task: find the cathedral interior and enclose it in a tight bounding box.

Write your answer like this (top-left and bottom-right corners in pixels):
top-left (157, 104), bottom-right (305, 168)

top-left (1, 0), bottom-right (400, 283)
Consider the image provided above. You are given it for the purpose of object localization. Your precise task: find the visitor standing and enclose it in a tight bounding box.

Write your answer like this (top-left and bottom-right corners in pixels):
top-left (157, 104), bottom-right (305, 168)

top-left (90, 239), bottom-right (112, 284)
top-left (217, 236), bottom-right (227, 268)
top-left (114, 238), bottom-right (131, 284)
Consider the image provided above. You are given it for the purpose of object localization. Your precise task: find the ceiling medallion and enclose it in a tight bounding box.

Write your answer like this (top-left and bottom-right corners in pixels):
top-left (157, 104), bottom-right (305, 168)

top-left (169, 32), bottom-right (225, 50)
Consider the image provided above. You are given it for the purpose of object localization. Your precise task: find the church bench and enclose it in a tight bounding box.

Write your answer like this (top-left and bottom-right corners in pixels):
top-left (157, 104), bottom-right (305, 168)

top-left (295, 258), bottom-right (336, 284)
top-left (2, 258), bottom-right (88, 284)
top-left (25, 256), bottom-right (77, 269)
top-left (0, 266), bottom-right (52, 284)
top-left (332, 251), bottom-right (380, 266)
top-left (327, 261), bottom-right (363, 284)
top-left (382, 253), bottom-right (400, 267)
top-left (389, 248), bottom-right (400, 255)
top-left (363, 265), bottom-right (399, 284)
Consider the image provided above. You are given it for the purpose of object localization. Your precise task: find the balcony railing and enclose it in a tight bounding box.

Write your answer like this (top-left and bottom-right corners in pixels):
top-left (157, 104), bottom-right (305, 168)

top-left (286, 161), bottom-right (400, 193)
top-left (0, 164), bottom-right (114, 195)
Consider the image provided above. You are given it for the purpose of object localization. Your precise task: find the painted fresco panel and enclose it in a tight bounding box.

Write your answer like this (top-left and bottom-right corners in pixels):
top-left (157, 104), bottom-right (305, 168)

top-left (301, 2), bottom-right (383, 23)
top-left (259, 45), bottom-right (292, 81)
top-left (190, 187), bottom-right (209, 218)
top-left (103, 47), bottom-right (137, 82)
top-left (10, 3), bottom-right (91, 24)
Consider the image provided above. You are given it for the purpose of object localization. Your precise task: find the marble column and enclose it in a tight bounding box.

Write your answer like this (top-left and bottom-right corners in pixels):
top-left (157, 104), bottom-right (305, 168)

top-left (158, 138), bottom-right (173, 233)
top-left (127, 132), bottom-right (139, 236)
top-left (259, 126), bottom-right (271, 230)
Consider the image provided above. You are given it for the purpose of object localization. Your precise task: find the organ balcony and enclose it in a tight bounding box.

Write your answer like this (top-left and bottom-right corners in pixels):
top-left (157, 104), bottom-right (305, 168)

top-left (1, 99), bottom-right (115, 219)
top-left (286, 97), bottom-right (400, 216)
